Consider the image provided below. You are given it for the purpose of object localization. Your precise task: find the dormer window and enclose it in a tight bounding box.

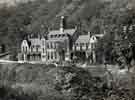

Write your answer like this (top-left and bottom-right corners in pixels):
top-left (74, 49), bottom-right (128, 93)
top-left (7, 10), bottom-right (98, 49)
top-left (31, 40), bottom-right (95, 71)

top-left (54, 35), bottom-right (57, 37)
top-left (50, 35), bottom-right (53, 38)
top-left (62, 34), bottom-right (65, 37)
top-left (58, 34), bottom-right (61, 37)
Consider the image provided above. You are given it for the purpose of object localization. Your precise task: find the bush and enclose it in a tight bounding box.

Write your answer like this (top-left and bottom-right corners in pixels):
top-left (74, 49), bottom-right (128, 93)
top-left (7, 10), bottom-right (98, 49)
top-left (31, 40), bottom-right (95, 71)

top-left (54, 66), bottom-right (109, 100)
top-left (0, 83), bottom-right (37, 100)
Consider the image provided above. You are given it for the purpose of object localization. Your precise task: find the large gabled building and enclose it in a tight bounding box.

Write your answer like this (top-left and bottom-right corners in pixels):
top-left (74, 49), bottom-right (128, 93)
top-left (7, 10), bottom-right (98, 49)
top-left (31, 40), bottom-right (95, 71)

top-left (18, 16), bottom-right (105, 63)
top-left (18, 16), bottom-right (79, 62)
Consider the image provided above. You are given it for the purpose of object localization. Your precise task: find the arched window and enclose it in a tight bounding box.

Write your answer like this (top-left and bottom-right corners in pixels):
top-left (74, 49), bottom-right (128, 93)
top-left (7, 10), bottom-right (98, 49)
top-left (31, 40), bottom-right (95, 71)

top-left (36, 46), bottom-right (38, 52)
top-left (43, 48), bottom-right (45, 53)
top-left (22, 46), bottom-right (25, 52)
top-left (74, 45), bottom-right (76, 51)
top-left (48, 53), bottom-right (50, 60)
top-left (80, 43), bottom-right (82, 50)
top-left (50, 42), bottom-right (53, 48)
top-left (52, 43), bottom-right (55, 49)
top-left (51, 52), bottom-right (53, 59)
top-left (26, 47), bottom-right (28, 52)
top-left (86, 43), bottom-right (88, 50)
top-left (55, 52), bottom-right (57, 59)
top-left (31, 46), bottom-right (33, 52)
top-left (47, 43), bottom-right (49, 49)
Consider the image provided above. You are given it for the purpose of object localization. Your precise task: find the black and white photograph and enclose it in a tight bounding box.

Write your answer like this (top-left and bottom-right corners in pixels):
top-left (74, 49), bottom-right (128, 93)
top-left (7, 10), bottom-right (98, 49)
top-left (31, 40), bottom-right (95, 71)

top-left (0, 0), bottom-right (135, 99)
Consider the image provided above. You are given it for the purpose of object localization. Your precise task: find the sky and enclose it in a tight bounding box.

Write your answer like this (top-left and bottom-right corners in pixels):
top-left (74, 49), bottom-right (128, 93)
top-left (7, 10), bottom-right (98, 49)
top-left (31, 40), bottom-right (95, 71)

top-left (0, 0), bottom-right (35, 6)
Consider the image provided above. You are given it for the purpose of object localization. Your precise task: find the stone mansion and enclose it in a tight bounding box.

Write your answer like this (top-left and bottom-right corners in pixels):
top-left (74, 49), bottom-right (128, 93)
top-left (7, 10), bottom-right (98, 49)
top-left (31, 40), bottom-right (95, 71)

top-left (18, 16), bottom-right (105, 63)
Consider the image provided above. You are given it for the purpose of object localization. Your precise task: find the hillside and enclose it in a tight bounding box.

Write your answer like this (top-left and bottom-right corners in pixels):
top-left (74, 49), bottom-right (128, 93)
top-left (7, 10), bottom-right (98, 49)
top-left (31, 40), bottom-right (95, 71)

top-left (0, 0), bottom-right (135, 58)
top-left (0, 63), bottom-right (135, 99)
top-left (0, 63), bottom-right (102, 100)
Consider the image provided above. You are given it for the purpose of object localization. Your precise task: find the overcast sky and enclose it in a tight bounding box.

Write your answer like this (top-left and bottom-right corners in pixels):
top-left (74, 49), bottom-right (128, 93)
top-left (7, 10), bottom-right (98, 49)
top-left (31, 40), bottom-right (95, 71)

top-left (0, 0), bottom-right (35, 6)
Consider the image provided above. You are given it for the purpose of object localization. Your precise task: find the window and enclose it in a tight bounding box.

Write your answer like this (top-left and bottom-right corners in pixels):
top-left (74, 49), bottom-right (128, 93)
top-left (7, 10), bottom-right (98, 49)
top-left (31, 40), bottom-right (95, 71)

top-left (92, 37), bottom-right (95, 40)
top-left (26, 47), bottom-right (28, 52)
top-left (31, 47), bottom-right (33, 52)
top-left (42, 55), bottom-right (45, 58)
top-left (82, 43), bottom-right (84, 45)
top-left (59, 34), bottom-right (61, 37)
top-left (62, 34), bottom-right (65, 37)
top-left (51, 52), bottom-right (53, 59)
top-left (22, 47), bottom-right (25, 52)
top-left (86, 43), bottom-right (88, 50)
top-left (54, 43), bottom-right (56, 49)
top-left (80, 44), bottom-right (82, 50)
top-left (48, 53), bottom-right (50, 60)
top-left (36, 46), bottom-right (38, 52)
top-left (55, 35), bottom-right (57, 37)
top-left (52, 43), bottom-right (54, 48)
top-left (50, 42), bottom-right (52, 48)
top-left (43, 48), bottom-right (45, 53)
top-left (74, 45), bottom-right (76, 51)
top-left (47, 43), bottom-right (49, 48)
top-left (91, 43), bottom-right (95, 49)
top-left (55, 52), bottom-right (57, 59)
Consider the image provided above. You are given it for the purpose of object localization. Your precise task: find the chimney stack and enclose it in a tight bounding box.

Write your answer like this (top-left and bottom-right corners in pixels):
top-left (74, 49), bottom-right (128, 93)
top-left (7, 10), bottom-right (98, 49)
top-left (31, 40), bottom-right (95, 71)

top-left (60, 16), bottom-right (64, 33)
top-left (88, 32), bottom-right (91, 37)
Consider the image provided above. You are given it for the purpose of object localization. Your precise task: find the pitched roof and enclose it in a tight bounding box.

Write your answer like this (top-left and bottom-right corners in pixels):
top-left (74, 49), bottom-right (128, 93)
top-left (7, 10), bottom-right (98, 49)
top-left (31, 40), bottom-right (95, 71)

top-left (47, 37), bottom-right (68, 43)
top-left (75, 34), bottom-right (105, 44)
top-left (94, 34), bottom-right (104, 38)
top-left (49, 29), bottom-right (76, 36)
top-left (29, 38), bottom-right (41, 46)
top-left (75, 35), bottom-right (90, 44)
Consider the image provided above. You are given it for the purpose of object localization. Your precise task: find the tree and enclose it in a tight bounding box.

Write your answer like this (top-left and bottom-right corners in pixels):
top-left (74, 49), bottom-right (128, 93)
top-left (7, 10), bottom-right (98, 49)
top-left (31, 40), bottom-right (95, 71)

top-left (54, 66), bottom-right (110, 100)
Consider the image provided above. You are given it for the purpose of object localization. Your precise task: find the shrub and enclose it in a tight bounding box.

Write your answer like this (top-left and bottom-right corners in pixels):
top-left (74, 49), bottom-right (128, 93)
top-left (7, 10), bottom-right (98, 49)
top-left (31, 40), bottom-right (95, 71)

top-left (54, 66), bottom-right (108, 100)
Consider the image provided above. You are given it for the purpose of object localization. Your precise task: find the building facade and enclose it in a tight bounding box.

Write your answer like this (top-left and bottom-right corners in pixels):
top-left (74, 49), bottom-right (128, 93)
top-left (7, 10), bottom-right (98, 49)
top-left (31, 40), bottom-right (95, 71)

top-left (18, 16), bottom-right (79, 62)
top-left (18, 16), bottom-right (105, 63)
top-left (72, 32), bottom-right (104, 64)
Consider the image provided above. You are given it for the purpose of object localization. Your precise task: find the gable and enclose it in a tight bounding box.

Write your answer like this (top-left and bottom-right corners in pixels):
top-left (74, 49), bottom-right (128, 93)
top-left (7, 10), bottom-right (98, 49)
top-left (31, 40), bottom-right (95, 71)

top-left (90, 36), bottom-right (97, 43)
top-left (21, 40), bottom-right (29, 48)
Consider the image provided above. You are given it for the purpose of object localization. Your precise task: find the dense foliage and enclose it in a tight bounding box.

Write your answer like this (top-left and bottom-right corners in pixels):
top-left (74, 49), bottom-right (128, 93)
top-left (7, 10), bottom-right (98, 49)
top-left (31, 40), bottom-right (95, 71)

top-left (0, 0), bottom-right (135, 66)
top-left (54, 66), bottom-right (108, 100)
top-left (0, 83), bottom-right (37, 100)
top-left (0, 63), bottom-right (135, 99)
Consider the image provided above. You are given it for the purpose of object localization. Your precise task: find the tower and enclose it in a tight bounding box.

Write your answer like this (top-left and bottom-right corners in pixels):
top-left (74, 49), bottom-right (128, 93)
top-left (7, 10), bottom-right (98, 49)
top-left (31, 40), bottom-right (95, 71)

top-left (60, 16), bottom-right (65, 33)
